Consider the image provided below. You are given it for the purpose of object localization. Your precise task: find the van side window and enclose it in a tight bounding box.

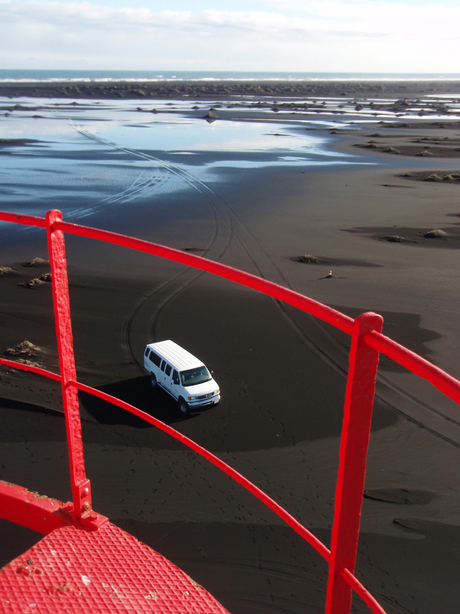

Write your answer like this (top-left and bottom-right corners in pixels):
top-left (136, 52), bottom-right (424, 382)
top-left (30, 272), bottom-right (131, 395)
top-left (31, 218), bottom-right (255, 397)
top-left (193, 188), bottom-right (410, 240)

top-left (160, 360), bottom-right (166, 372)
top-left (149, 351), bottom-right (161, 367)
top-left (165, 364), bottom-right (172, 377)
top-left (172, 370), bottom-right (179, 384)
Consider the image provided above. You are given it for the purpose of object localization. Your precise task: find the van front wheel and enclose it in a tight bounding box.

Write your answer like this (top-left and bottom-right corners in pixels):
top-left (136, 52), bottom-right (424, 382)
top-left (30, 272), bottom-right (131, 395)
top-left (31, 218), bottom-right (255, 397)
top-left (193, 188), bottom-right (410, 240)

top-left (178, 398), bottom-right (189, 415)
top-left (150, 373), bottom-right (157, 388)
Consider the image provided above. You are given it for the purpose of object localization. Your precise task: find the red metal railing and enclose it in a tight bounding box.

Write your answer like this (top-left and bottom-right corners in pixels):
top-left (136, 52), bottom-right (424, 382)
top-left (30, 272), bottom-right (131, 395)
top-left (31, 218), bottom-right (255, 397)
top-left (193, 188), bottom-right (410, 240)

top-left (1, 209), bottom-right (459, 614)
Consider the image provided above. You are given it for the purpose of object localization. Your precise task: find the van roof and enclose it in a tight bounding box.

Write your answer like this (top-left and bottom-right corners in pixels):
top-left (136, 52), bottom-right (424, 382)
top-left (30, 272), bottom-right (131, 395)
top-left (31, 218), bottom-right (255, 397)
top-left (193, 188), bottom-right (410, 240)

top-left (147, 340), bottom-right (205, 371)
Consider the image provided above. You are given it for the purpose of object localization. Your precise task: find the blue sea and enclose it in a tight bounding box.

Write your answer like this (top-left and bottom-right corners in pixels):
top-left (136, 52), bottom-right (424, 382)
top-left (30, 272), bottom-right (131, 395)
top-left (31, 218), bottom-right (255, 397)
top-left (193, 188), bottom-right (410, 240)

top-left (2, 69), bottom-right (460, 83)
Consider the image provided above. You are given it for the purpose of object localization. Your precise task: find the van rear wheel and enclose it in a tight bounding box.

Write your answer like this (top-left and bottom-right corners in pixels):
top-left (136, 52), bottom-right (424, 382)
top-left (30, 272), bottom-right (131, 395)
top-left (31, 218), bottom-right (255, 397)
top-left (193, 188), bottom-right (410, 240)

top-left (150, 373), bottom-right (157, 388)
top-left (178, 398), bottom-right (189, 415)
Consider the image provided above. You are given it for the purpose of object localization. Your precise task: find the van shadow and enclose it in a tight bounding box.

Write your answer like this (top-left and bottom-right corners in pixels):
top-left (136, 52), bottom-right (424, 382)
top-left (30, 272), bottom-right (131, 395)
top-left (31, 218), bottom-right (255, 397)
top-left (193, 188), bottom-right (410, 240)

top-left (78, 376), bottom-right (194, 427)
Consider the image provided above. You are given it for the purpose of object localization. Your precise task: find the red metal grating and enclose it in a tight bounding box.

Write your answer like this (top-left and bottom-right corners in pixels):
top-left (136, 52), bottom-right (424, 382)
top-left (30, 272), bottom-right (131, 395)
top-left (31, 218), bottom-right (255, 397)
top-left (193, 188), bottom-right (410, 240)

top-left (0, 522), bottom-right (230, 613)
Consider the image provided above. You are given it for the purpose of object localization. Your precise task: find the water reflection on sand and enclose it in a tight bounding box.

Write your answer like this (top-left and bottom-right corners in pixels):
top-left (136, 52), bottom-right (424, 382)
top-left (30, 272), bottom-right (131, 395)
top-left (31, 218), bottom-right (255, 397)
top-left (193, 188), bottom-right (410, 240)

top-left (0, 97), bottom-right (362, 223)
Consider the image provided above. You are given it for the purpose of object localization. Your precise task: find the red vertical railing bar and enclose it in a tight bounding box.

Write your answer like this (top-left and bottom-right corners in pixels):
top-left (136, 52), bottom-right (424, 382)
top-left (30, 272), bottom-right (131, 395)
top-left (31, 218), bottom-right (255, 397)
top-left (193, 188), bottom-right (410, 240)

top-left (46, 210), bottom-right (92, 520)
top-left (326, 312), bottom-right (384, 614)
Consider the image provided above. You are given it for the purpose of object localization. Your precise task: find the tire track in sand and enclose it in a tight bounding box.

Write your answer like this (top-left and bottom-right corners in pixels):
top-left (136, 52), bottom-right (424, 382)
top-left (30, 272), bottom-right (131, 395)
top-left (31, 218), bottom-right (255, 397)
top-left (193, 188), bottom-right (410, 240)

top-left (68, 116), bottom-right (346, 379)
top-left (69, 117), bottom-right (460, 446)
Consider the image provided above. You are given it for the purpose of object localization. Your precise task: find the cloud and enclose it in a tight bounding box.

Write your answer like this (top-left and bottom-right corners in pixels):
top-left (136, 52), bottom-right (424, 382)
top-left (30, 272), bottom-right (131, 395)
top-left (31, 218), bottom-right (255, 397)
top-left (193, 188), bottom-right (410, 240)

top-left (0, 3), bottom-right (308, 34)
top-left (1, 0), bottom-right (459, 71)
top-left (0, 0), bottom-right (457, 36)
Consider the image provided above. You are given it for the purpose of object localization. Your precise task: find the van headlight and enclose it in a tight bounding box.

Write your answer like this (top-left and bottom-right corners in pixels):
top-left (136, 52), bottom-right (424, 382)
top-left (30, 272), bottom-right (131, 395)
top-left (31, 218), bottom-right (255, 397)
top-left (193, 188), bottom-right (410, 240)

top-left (187, 396), bottom-right (195, 401)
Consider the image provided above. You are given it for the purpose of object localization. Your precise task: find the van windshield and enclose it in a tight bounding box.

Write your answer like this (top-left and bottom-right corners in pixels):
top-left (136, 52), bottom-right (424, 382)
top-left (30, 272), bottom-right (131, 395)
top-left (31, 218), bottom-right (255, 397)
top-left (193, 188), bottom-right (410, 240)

top-left (180, 366), bottom-right (212, 387)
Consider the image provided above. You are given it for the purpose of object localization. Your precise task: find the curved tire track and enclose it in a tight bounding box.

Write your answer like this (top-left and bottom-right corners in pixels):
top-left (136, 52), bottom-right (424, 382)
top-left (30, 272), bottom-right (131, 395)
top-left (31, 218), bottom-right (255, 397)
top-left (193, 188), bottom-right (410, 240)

top-left (69, 114), bottom-right (460, 446)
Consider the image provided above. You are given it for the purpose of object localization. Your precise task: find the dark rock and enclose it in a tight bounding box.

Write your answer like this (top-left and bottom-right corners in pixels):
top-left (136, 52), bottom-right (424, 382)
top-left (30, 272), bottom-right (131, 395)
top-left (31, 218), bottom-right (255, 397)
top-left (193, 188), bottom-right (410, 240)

top-left (24, 257), bottom-right (49, 267)
top-left (423, 229), bottom-right (448, 238)
top-left (423, 174), bottom-right (443, 182)
top-left (292, 254), bottom-right (320, 264)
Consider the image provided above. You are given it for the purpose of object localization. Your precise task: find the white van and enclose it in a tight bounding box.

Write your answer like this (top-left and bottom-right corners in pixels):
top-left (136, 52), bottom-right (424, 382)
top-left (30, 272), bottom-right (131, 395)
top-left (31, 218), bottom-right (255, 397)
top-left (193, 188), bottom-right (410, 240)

top-left (143, 340), bottom-right (221, 415)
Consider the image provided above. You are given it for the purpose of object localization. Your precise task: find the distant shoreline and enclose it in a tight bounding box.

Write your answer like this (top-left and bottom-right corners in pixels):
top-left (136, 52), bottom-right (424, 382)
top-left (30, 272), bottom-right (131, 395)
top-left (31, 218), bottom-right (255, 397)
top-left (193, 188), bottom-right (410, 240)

top-left (1, 79), bottom-right (460, 100)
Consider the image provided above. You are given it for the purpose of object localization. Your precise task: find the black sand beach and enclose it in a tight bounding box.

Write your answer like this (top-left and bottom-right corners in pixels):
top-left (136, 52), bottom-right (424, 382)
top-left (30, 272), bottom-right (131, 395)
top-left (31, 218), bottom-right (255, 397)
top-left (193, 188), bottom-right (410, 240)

top-left (2, 80), bottom-right (460, 613)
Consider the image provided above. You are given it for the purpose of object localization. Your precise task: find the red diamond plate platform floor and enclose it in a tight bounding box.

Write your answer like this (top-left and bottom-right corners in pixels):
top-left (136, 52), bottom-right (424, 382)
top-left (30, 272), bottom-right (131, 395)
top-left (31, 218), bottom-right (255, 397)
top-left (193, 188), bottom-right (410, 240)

top-left (0, 521), bottom-right (231, 613)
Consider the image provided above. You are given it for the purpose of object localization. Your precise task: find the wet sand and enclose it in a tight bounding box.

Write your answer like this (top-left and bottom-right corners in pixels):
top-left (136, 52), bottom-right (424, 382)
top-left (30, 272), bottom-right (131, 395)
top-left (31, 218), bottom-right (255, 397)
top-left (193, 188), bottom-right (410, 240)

top-left (1, 80), bottom-right (460, 613)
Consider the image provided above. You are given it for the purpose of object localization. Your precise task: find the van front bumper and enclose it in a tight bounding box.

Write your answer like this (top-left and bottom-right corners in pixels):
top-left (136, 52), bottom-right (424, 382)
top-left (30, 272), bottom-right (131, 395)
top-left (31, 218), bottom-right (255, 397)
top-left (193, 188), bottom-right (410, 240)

top-left (188, 394), bottom-right (221, 408)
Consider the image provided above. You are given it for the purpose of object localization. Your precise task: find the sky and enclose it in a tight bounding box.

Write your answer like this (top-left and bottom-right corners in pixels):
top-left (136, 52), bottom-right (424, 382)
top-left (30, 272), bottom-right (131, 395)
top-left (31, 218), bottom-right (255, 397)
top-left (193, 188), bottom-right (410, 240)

top-left (1, 0), bottom-right (459, 73)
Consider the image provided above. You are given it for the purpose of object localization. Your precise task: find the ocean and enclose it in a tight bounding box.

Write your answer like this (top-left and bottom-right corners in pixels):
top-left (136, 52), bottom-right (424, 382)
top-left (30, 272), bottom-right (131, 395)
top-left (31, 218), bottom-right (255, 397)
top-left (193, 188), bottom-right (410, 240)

top-left (2, 69), bottom-right (460, 83)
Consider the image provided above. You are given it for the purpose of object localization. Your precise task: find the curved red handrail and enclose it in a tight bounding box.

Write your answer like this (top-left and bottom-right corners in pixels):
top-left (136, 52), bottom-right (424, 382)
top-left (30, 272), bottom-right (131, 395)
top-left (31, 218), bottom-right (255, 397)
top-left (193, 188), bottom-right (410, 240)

top-left (0, 357), bottom-right (61, 382)
top-left (0, 357), bottom-right (332, 558)
top-left (6, 211), bottom-right (460, 404)
top-left (52, 217), bottom-right (460, 404)
top-left (366, 330), bottom-right (460, 404)
top-left (1, 209), bottom-right (459, 614)
top-left (73, 380), bottom-right (331, 562)
top-left (0, 356), bottom-right (386, 614)
top-left (0, 212), bottom-right (47, 228)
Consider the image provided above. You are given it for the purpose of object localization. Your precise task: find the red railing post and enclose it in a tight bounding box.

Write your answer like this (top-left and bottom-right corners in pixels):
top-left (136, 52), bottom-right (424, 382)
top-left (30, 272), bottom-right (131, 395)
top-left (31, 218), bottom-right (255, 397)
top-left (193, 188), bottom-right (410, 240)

top-left (46, 209), bottom-right (92, 520)
top-left (326, 312), bottom-right (383, 614)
